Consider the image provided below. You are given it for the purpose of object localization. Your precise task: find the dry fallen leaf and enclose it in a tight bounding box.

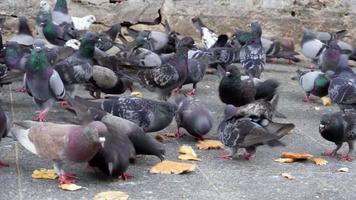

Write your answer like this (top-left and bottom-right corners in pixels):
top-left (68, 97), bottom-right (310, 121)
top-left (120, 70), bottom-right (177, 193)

top-left (321, 96), bottom-right (332, 106)
top-left (155, 134), bottom-right (167, 142)
top-left (281, 152), bottom-right (313, 160)
top-left (164, 132), bottom-right (177, 137)
top-left (130, 91), bottom-right (143, 97)
top-left (93, 191), bottom-right (129, 200)
top-left (281, 172), bottom-right (295, 180)
top-left (150, 160), bottom-right (196, 174)
top-left (178, 154), bottom-right (201, 161)
top-left (337, 167), bottom-right (349, 172)
top-left (275, 158), bottom-right (295, 163)
top-left (313, 158), bottom-right (328, 166)
top-left (314, 106), bottom-right (321, 111)
top-left (196, 140), bottom-right (224, 150)
top-left (179, 145), bottom-right (197, 157)
top-left (59, 183), bottom-right (82, 191)
top-left (32, 168), bottom-right (58, 180)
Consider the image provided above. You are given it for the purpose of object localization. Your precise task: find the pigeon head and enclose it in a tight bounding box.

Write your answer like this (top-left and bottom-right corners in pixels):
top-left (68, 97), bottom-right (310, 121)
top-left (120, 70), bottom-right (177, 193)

top-left (65, 39), bottom-right (80, 50)
top-left (225, 65), bottom-right (240, 77)
top-left (54, 0), bottom-right (68, 14)
top-left (319, 113), bottom-right (344, 139)
top-left (85, 15), bottom-right (96, 24)
top-left (39, 0), bottom-right (50, 11)
top-left (250, 22), bottom-right (262, 37)
top-left (223, 104), bottom-right (237, 121)
top-left (302, 29), bottom-right (317, 41)
top-left (28, 40), bottom-right (49, 71)
top-left (32, 40), bottom-right (46, 53)
top-left (79, 32), bottom-right (99, 58)
top-left (177, 37), bottom-right (195, 49)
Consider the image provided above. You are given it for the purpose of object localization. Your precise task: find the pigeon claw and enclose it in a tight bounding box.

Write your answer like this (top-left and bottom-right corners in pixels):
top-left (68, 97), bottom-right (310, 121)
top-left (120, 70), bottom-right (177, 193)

top-left (0, 160), bottom-right (9, 168)
top-left (217, 153), bottom-right (233, 160)
top-left (338, 154), bottom-right (353, 162)
top-left (14, 86), bottom-right (27, 93)
top-left (287, 59), bottom-right (294, 65)
top-left (187, 89), bottom-right (196, 96)
top-left (58, 101), bottom-right (70, 108)
top-left (303, 96), bottom-right (313, 103)
top-left (240, 153), bottom-right (254, 160)
top-left (175, 130), bottom-right (184, 137)
top-left (173, 87), bottom-right (181, 94)
top-left (36, 109), bottom-right (49, 122)
top-left (322, 151), bottom-right (340, 157)
top-left (120, 173), bottom-right (133, 180)
top-left (58, 175), bottom-right (76, 184)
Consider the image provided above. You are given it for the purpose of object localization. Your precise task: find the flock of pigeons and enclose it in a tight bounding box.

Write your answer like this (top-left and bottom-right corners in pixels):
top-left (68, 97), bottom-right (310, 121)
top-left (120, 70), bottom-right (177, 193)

top-left (0, 0), bottom-right (355, 186)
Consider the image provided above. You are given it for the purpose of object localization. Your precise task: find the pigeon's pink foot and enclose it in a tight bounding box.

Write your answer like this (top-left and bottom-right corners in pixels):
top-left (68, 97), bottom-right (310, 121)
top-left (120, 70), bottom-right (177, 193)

top-left (36, 109), bottom-right (49, 122)
top-left (187, 89), bottom-right (196, 96)
top-left (14, 86), bottom-right (26, 93)
top-left (240, 153), bottom-right (255, 160)
top-left (120, 173), bottom-right (133, 180)
top-left (217, 153), bottom-right (233, 160)
top-left (322, 151), bottom-right (339, 157)
top-left (339, 154), bottom-right (353, 161)
top-left (63, 172), bottom-right (78, 179)
top-left (175, 130), bottom-right (184, 137)
top-left (58, 101), bottom-right (69, 108)
top-left (303, 96), bottom-right (313, 103)
top-left (288, 60), bottom-right (294, 65)
top-left (271, 58), bottom-right (278, 64)
top-left (304, 65), bottom-right (315, 71)
top-left (173, 87), bottom-right (181, 94)
top-left (0, 160), bottom-right (9, 168)
top-left (58, 175), bottom-right (76, 184)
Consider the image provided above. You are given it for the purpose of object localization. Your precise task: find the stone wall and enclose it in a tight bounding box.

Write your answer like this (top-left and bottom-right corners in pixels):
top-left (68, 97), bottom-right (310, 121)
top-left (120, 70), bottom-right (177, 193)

top-left (0, 0), bottom-right (355, 45)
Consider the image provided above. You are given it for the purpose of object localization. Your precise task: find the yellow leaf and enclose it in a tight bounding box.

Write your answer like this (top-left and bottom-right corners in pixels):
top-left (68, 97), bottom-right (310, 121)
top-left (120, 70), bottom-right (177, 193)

top-left (321, 96), bottom-right (332, 106)
top-left (281, 152), bottom-right (313, 160)
top-left (178, 154), bottom-right (201, 161)
top-left (31, 168), bottom-right (58, 180)
top-left (196, 140), bottom-right (224, 150)
top-left (155, 134), bottom-right (167, 142)
top-left (130, 91), bottom-right (143, 97)
top-left (281, 172), bottom-right (295, 180)
top-left (179, 145), bottom-right (197, 157)
top-left (93, 191), bottom-right (129, 200)
top-left (314, 106), bottom-right (321, 111)
top-left (150, 160), bottom-right (196, 174)
top-left (275, 158), bottom-right (295, 163)
top-left (313, 158), bottom-right (328, 166)
top-left (59, 183), bottom-right (82, 191)
top-left (163, 132), bottom-right (177, 137)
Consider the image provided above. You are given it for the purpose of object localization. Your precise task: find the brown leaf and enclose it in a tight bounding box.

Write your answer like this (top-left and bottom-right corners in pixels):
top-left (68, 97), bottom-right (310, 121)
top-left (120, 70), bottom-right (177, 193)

top-left (59, 184), bottom-right (83, 191)
top-left (150, 160), bottom-right (196, 174)
top-left (313, 158), bottom-right (328, 166)
top-left (275, 158), bottom-right (295, 163)
top-left (281, 172), bottom-right (295, 180)
top-left (281, 152), bottom-right (313, 160)
top-left (196, 140), bottom-right (224, 150)
top-left (321, 96), bottom-right (332, 106)
top-left (163, 132), bottom-right (177, 137)
top-left (93, 191), bottom-right (129, 200)
top-left (155, 134), bottom-right (167, 142)
top-left (32, 168), bottom-right (58, 180)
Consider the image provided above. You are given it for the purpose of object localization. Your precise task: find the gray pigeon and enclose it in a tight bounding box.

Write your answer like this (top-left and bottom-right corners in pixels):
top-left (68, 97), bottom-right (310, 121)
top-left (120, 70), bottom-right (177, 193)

top-left (313, 30), bottom-right (347, 43)
top-left (54, 32), bottom-right (98, 96)
top-left (52, 0), bottom-right (73, 25)
top-left (0, 105), bottom-right (10, 167)
top-left (174, 96), bottom-right (213, 140)
top-left (296, 69), bottom-right (330, 103)
top-left (218, 104), bottom-right (294, 160)
top-left (25, 40), bottom-right (66, 121)
top-left (319, 111), bottom-right (356, 161)
top-left (301, 30), bottom-right (326, 66)
top-left (11, 120), bottom-right (106, 184)
top-left (36, 0), bottom-right (51, 38)
top-left (9, 17), bottom-right (34, 47)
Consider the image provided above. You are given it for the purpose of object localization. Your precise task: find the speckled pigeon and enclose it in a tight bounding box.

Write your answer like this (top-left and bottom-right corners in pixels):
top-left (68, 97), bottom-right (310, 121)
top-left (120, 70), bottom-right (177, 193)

top-left (11, 120), bottom-right (106, 184)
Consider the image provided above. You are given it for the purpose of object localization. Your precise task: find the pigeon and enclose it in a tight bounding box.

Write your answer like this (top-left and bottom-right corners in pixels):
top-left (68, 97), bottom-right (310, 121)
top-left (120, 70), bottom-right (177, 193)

top-left (96, 23), bottom-right (121, 52)
top-left (174, 96), bottom-right (213, 139)
top-left (9, 17), bottom-right (34, 47)
top-left (261, 37), bottom-right (300, 64)
top-left (239, 22), bottom-right (266, 78)
top-left (296, 69), bottom-right (330, 103)
top-left (218, 104), bottom-right (295, 160)
top-left (300, 30), bottom-right (327, 69)
top-left (0, 105), bottom-right (10, 167)
top-left (4, 41), bottom-right (30, 71)
top-left (219, 65), bottom-right (279, 107)
top-left (313, 29), bottom-right (347, 43)
top-left (72, 15), bottom-right (96, 31)
top-left (25, 40), bottom-right (66, 121)
top-left (327, 66), bottom-right (356, 112)
top-left (40, 12), bottom-right (79, 46)
top-left (36, 0), bottom-right (51, 38)
top-left (177, 52), bottom-right (210, 95)
top-left (68, 96), bottom-right (166, 161)
top-left (0, 64), bottom-right (24, 87)
top-left (52, 0), bottom-right (73, 25)
top-left (191, 17), bottom-right (218, 49)
top-left (319, 39), bottom-right (349, 73)
top-left (319, 111), bottom-right (356, 161)
top-left (11, 120), bottom-right (106, 184)
top-left (119, 37), bottom-right (195, 100)
top-left (54, 32), bottom-right (98, 96)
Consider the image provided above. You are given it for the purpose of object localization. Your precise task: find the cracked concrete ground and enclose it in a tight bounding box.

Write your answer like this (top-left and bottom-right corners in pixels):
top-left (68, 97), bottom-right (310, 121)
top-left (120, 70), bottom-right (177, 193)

top-left (0, 62), bottom-right (355, 200)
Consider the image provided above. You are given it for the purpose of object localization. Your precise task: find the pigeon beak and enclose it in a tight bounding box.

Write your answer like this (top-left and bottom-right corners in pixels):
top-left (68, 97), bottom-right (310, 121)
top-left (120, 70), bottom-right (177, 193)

top-left (34, 46), bottom-right (42, 52)
top-left (225, 71), bottom-right (231, 77)
top-left (319, 124), bottom-right (325, 132)
top-left (99, 137), bottom-right (105, 148)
